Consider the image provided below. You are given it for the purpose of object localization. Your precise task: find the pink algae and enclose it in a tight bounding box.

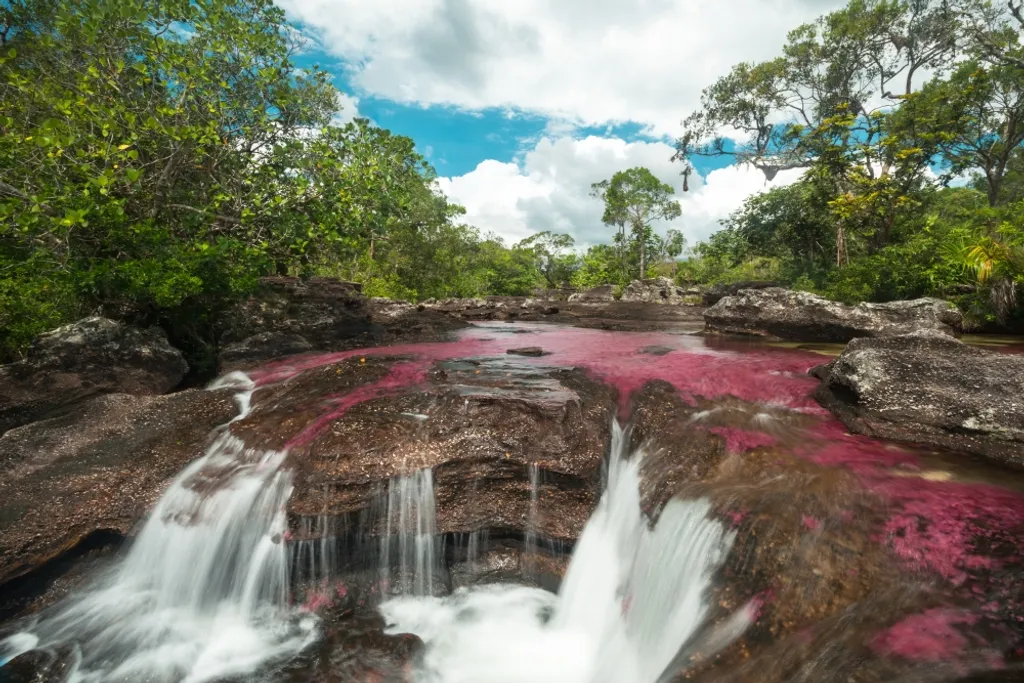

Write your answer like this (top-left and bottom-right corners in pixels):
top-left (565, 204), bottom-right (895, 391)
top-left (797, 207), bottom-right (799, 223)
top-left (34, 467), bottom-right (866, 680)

top-left (801, 515), bottom-right (822, 531)
top-left (244, 321), bottom-right (1024, 619)
top-left (284, 361), bottom-right (430, 449)
top-left (872, 609), bottom-right (978, 661)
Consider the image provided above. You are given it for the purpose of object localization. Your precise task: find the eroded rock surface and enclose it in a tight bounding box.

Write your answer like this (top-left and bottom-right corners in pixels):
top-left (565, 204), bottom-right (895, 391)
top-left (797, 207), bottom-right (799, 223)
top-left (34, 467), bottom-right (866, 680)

top-left (0, 388), bottom-right (237, 591)
top-left (813, 330), bottom-right (1024, 467)
top-left (0, 317), bottom-right (188, 435)
top-left (704, 287), bottom-right (963, 342)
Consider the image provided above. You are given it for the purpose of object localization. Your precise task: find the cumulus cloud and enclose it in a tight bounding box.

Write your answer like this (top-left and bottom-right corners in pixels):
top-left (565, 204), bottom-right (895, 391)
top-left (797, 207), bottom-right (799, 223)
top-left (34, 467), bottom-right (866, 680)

top-left (437, 136), bottom-right (804, 248)
top-left (280, 0), bottom-right (846, 137)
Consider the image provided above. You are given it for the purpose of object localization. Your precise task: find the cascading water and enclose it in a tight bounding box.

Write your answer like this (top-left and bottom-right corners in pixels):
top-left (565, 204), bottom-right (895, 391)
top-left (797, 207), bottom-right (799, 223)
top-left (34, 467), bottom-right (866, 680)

top-left (379, 423), bottom-right (748, 683)
top-left (379, 468), bottom-right (441, 596)
top-left (524, 462), bottom-right (541, 577)
top-left (0, 372), bottom-right (317, 683)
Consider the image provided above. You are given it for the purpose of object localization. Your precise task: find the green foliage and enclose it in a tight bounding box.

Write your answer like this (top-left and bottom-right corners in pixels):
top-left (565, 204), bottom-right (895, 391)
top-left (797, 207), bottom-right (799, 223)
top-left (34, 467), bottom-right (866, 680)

top-left (673, 0), bottom-right (1024, 328)
top-left (0, 0), bottom-right (555, 363)
top-left (590, 167), bottom-right (682, 281)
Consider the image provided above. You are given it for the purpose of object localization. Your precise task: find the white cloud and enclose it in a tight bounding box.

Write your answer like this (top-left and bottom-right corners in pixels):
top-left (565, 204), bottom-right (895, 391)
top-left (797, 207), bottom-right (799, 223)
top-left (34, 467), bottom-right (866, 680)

top-left (330, 91), bottom-right (362, 126)
top-left (280, 0), bottom-right (846, 138)
top-left (437, 136), bottom-right (804, 248)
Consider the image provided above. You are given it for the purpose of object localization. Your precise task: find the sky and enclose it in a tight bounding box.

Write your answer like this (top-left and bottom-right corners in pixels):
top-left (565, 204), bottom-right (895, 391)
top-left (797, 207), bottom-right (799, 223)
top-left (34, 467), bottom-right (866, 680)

top-left (279, 0), bottom-right (846, 249)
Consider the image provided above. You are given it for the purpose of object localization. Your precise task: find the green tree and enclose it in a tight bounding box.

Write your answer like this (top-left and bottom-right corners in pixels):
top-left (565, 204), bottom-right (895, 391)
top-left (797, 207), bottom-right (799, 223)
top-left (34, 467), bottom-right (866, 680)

top-left (591, 168), bottom-right (682, 279)
top-left (514, 231), bottom-right (578, 288)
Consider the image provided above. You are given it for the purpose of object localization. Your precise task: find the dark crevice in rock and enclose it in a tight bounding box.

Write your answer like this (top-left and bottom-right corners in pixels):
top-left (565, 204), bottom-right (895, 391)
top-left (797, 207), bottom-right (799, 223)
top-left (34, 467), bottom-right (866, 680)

top-left (0, 528), bottom-right (123, 622)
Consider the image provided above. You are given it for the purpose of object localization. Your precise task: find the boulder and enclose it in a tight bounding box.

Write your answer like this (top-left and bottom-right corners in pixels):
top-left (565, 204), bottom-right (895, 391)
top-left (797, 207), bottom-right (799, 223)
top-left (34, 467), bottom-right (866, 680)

top-left (704, 288), bottom-right (963, 342)
top-left (0, 317), bottom-right (188, 434)
top-left (567, 284), bottom-right (617, 303)
top-left (0, 387), bottom-right (238, 592)
top-left (702, 280), bottom-right (778, 306)
top-left (217, 277), bottom-right (466, 370)
top-left (813, 330), bottom-right (1024, 467)
top-left (620, 277), bottom-right (692, 304)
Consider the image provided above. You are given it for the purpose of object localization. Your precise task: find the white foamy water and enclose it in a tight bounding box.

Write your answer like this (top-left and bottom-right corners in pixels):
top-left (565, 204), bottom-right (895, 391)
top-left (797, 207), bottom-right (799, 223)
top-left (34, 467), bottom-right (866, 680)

top-left (380, 424), bottom-right (748, 683)
top-left (0, 372), bottom-right (317, 682)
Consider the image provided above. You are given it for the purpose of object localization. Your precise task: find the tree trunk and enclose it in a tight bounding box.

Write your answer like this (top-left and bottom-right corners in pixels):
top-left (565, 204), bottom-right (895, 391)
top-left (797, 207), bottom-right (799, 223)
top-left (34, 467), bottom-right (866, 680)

top-left (639, 236), bottom-right (646, 280)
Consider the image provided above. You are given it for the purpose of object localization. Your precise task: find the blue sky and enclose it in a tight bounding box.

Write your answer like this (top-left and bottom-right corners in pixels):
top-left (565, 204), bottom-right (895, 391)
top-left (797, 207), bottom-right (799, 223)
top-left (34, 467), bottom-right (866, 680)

top-left (280, 0), bottom-right (843, 246)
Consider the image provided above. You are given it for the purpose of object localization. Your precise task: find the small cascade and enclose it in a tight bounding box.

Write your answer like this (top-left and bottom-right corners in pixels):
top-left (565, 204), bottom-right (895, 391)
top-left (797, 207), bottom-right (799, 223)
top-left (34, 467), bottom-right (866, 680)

top-left (379, 421), bottom-right (747, 683)
top-left (379, 468), bottom-right (440, 596)
top-left (291, 510), bottom-right (339, 595)
top-left (524, 463), bottom-right (541, 577)
top-left (467, 529), bottom-right (488, 565)
top-left (0, 372), bottom-right (317, 683)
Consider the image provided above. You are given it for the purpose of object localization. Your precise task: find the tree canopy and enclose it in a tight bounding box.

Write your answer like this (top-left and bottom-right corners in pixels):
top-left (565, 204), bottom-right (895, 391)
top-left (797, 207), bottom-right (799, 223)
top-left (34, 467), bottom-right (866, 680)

top-left (673, 0), bottom-right (1024, 329)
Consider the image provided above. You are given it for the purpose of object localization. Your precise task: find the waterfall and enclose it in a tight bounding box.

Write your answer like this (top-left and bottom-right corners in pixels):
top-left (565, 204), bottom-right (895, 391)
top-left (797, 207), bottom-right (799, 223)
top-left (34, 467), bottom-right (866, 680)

top-left (379, 422), bottom-right (746, 683)
top-left (524, 463), bottom-right (541, 577)
top-left (379, 468), bottom-right (440, 596)
top-left (0, 372), bottom-right (317, 683)
top-left (467, 529), bottom-right (488, 565)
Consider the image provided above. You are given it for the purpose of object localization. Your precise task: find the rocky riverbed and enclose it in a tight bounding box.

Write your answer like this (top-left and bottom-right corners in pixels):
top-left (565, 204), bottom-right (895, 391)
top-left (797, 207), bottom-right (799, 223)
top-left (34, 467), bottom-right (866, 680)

top-left (1, 278), bottom-right (1023, 683)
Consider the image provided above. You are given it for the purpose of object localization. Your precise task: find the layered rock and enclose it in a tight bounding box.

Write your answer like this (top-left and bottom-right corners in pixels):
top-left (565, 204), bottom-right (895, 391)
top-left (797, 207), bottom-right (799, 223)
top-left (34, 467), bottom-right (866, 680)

top-left (813, 330), bottom-right (1024, 467)
top-left (0, 388), bottom-right (238, 591)
top-left (0, 317), bottom-right (188, 434)
top-left (704, 287), bottom-right (963, 342)
top-left (217, 277), bottom-right (466, 370)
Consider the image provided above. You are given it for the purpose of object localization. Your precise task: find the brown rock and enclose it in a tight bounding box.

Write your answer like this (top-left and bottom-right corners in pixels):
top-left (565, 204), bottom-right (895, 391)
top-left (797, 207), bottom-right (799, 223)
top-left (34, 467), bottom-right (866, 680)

top-left (0, 387), bottom-right (238, 590)
top-left (0, 317), bottom-right (188, 434)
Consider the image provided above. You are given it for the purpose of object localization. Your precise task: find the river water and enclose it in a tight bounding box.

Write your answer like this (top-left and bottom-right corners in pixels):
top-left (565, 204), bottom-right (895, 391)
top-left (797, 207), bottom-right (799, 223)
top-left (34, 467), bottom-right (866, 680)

top-left (1, 321), bottom-right (1022, 683)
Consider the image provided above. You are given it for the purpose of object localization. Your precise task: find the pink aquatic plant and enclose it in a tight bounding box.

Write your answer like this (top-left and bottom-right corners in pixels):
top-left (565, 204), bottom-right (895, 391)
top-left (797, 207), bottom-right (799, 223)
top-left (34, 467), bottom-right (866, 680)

top-left (871, 609), bottom-right (978, 662)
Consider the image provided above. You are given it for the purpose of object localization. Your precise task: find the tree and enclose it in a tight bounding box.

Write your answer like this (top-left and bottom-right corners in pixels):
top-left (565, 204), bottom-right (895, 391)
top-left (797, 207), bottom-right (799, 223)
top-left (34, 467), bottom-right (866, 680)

top-left (591, 168), bottom-right (682, 279)
top-left (514, 231), bottom-right (578, 288)
top-left (915, 61), bottom-right (1024, 206)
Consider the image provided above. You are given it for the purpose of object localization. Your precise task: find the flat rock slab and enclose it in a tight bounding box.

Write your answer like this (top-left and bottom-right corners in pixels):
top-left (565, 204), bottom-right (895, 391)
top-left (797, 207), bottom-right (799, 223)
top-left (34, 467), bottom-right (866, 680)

top-left (0, 388), bottom-right (238, 588)
top-left (704, 288), bottom-right (963, 342)
top-left (813, 330), bottom-right (1024, 467)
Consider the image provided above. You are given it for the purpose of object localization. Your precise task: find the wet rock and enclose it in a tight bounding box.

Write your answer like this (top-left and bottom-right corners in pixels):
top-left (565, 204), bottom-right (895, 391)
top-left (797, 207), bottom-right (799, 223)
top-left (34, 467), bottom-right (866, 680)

top-left (217, 277), bottom-right (466, 370)
top-left (0, 387), bottom-right (238, 590)
top-left (568, 284), bottom-right (617, 303)
top-left (506, 346), bottom-right (546, 357)
top-left (620, 277), bottom-right (691, 304)
top-left (0, 648), bottom-right (76, 683)
top-left (0, 317), bottom-right (188, 434)
top-left (813, 330), bottom-right (1024, 467)
top-left (704, 288), bottom-right (963, 342)
top-left (230, 355), bottom-right (615, 543)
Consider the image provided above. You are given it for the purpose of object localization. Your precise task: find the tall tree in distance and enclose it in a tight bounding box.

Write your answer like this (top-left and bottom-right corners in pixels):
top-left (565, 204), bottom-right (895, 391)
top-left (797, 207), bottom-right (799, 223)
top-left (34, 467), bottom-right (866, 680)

top-left (591, 168), bottom-right (681, 279)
